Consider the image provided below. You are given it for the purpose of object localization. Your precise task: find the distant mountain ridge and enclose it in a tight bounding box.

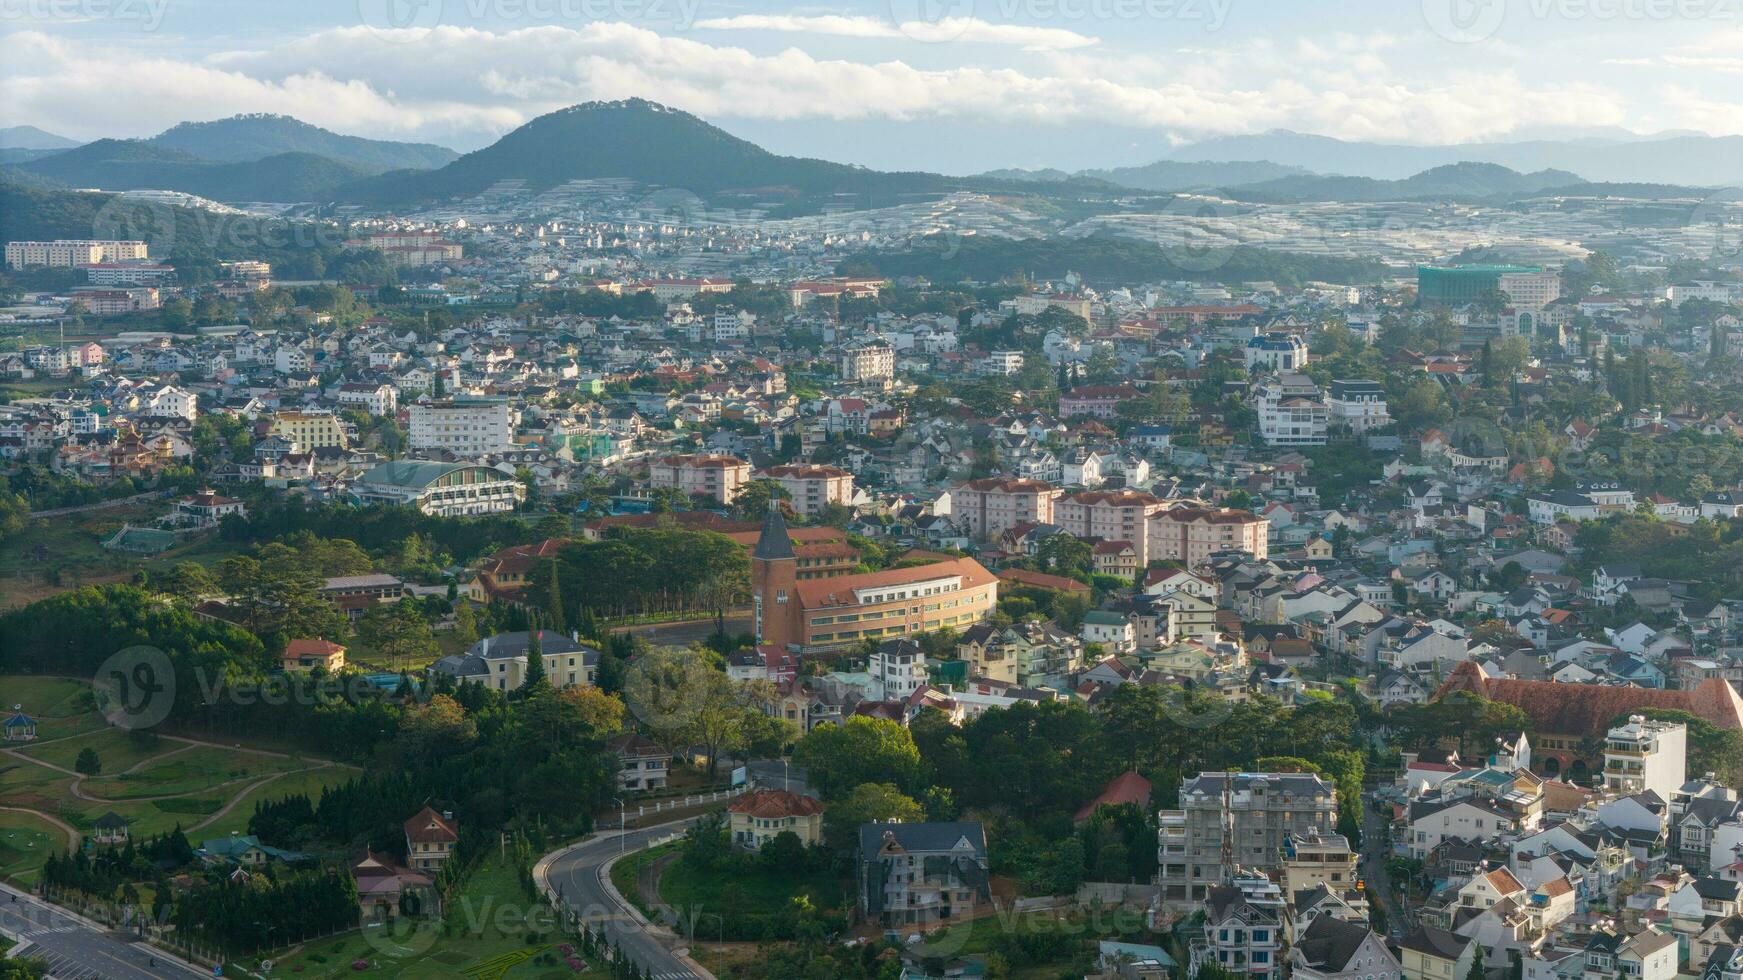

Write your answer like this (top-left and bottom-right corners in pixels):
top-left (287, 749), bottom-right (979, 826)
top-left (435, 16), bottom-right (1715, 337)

top-left (1164, 129), bottom-right (1743, 186)
top-left (0, 125), bottom-right (80, 150)
top-left (1226, 162), bottom-right (1587, 203)
top-left (981, 159), bottom-right (1311, 192)
top-left (146, 114), bottom-right (457, 173)
top-left (16, 139), bottom-right (370, 203)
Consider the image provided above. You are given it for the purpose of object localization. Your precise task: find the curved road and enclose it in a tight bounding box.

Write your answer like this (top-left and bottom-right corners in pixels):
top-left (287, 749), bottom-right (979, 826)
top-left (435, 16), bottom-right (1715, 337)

top-left (538, 817), bottom-right (710, 980)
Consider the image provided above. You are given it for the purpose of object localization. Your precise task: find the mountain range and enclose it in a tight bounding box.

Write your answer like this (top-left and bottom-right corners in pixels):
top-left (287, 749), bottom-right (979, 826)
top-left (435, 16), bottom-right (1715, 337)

top-left (2, 102), bottom-right (1733, 211)
top-left (1162, 129), bottom-right (1743, 186)
top-left (978, 159), bottom-right (1311, 193)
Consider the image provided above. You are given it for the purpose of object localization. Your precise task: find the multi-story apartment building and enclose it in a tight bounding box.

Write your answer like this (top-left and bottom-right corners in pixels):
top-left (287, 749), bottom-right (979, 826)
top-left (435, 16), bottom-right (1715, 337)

top-left (1157, 771), bottom-right (1339, 902)
top-left (1604, 715), bottom-right (1687, 801)
top-left (1192, 874), bottom-right (1287, 980)
top-left (857, 821), bottom-right (991, 927)
top-left (649, 454), bottom-right (752, 505)
top-left (1256, 373), bottom-right (1329, 446)
top-left (1327, 379), bottom-right (1392, 434)
top-left (752, 503), bottom-right (997, 649)
top-left (75, 287), bottom-right (161, 315)
top-left (408, 398), bottom-right (516, 456)
top-left (951, 478), bottom-right (1063, 540)
top-left (1149, 506), bottom-right (1270, 565)
top-left (757, 464), bottom-right (854, 517)
top-left (868, 639), bottom-right (929, 701)
top-left (1056, 490), bottom-right (1169, 564)
top-left (1245, 332), bottom-right (1308, 373)
top-left (6, 239), bottom-right (148, 270)
top-left (268, 411), bottom-right (349, 450)
top-left (1498, 270), bottom-right (1562, 310)
top-left (838, 339), bottom-right (895, 382)
top-left (336, 382), bottom-right (398, 417)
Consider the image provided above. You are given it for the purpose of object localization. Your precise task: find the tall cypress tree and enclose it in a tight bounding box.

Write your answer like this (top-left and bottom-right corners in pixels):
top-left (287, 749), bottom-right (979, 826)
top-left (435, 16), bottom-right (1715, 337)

top-left (543, 556), bottom-right (565, 633)
top-left (523, 622), bottom-right (547, 691)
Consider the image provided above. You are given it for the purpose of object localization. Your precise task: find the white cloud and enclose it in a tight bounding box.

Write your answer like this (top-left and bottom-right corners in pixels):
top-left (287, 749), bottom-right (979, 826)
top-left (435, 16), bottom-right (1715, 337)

top-left (694, 13), bottom-right (1099, 50)
top-left (0, 21), bottom-right (1652, 149)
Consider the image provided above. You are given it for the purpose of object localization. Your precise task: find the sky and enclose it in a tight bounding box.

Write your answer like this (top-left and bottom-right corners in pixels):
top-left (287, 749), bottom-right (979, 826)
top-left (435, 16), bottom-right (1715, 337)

top-left (4, 0), bottom-right (1743, 173)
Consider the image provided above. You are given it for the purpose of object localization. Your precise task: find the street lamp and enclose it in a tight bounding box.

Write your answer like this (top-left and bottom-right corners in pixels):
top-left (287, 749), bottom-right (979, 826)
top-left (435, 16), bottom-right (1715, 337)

top-left (609, 797), bottom-right (626, 855)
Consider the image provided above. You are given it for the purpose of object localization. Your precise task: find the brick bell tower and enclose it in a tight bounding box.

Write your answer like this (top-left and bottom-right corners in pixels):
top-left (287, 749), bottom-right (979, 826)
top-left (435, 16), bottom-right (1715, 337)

top-left (751, 498), bottom-right (801, 649)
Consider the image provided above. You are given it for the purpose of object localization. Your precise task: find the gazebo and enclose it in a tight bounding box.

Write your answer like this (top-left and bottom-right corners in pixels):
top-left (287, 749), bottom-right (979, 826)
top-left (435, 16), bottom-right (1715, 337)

top-left (3, 705), bottom-right (37, 742)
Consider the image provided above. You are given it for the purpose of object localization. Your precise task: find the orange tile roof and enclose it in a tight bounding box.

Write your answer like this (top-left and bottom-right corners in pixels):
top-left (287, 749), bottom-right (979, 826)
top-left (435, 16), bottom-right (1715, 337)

top-left (797, 557), bottom-right (997, 609)
top-left (1436, 661), bottom-right (1743, 735)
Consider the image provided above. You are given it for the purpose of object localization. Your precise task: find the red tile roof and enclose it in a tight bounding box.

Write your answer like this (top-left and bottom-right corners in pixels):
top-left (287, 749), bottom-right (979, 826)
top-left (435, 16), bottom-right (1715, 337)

top-left (1435, 661), bottom-right (1743, 735)
top-left (727, 789), bottom-right (826, 819)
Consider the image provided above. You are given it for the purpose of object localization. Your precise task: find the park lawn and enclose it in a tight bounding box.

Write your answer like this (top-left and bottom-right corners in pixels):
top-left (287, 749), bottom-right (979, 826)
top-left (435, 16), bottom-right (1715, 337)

top-left (81, 745), bottom-right (301, 801)
top-left (240, 852), bottom-right (598, 979)
top-left (0, 758), bottom-right (74, 812)
top-left (14, 728), bottom-right (185, 775)
top-left (1, 676), bottom-right (92, 718)
top-left (658, 850), bottom-right (849, 913)
top-left (197, 766), bottom-right (354, 840)
top-left (0, 809), bottom-right (68, 884)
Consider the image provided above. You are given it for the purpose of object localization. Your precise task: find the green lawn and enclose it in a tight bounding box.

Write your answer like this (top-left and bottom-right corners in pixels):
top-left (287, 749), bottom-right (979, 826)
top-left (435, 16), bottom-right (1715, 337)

top-left (81, 745), bottom-right (301, 800)
top-left (240, 852), bottom-right (598, 979)
top-left (197, 766), bottom-right (354, 839)
top-left (3, 676), bottom-right (93, 718)
top-left (14, 727), bottom-right (184, 775)
top-left (658, 851), bottom-right (848, 913)
top-left (0, 809), bottom-right (67, 884)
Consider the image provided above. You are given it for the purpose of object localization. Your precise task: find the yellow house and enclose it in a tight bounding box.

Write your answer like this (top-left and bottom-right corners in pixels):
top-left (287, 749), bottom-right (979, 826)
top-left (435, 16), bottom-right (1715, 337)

top-left (726, 789), bottom-right (825, 850)
top-left (1398, 926), bottom-right (1472, 980)
top-left (282, 638), bottom-right (346, 672)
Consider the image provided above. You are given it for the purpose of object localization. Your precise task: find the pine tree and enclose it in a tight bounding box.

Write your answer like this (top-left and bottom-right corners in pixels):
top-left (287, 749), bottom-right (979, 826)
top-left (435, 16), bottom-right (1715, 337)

top-left (523, 623), bottom-right (548, 691)
top-left (543, 556), bottom-right (565, 633)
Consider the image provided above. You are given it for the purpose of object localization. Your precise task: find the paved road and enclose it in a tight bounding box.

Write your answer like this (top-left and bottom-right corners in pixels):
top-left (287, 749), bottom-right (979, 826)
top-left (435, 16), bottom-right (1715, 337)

top-left (1360, 794), bottom-right (1407, 938)
top-left (745, 759), bottom-right (812, 797)
top-left (541, 817), bottom-right (710, 980)
top-left (0, 881), bottom-right (204, 979)
top-left (612, 612), bottom-right (752, 649)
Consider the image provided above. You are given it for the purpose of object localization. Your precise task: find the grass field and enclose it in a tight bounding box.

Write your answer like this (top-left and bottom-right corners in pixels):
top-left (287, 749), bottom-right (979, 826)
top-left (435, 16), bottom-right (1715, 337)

top-left (15, 727), bottom-right (183, 775)
top-left (0, 809), bottom-right (67, 884)
top-left (81, 745), bottom-right (302, 800)
top-left (4, 676), bottom-right (93, 718)
top-left (242, 852), bottom-right (598, 979)
top-left (197, 766), bottom-right (355, 839)
top-left (0, 504), bottom-right (246, 611)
